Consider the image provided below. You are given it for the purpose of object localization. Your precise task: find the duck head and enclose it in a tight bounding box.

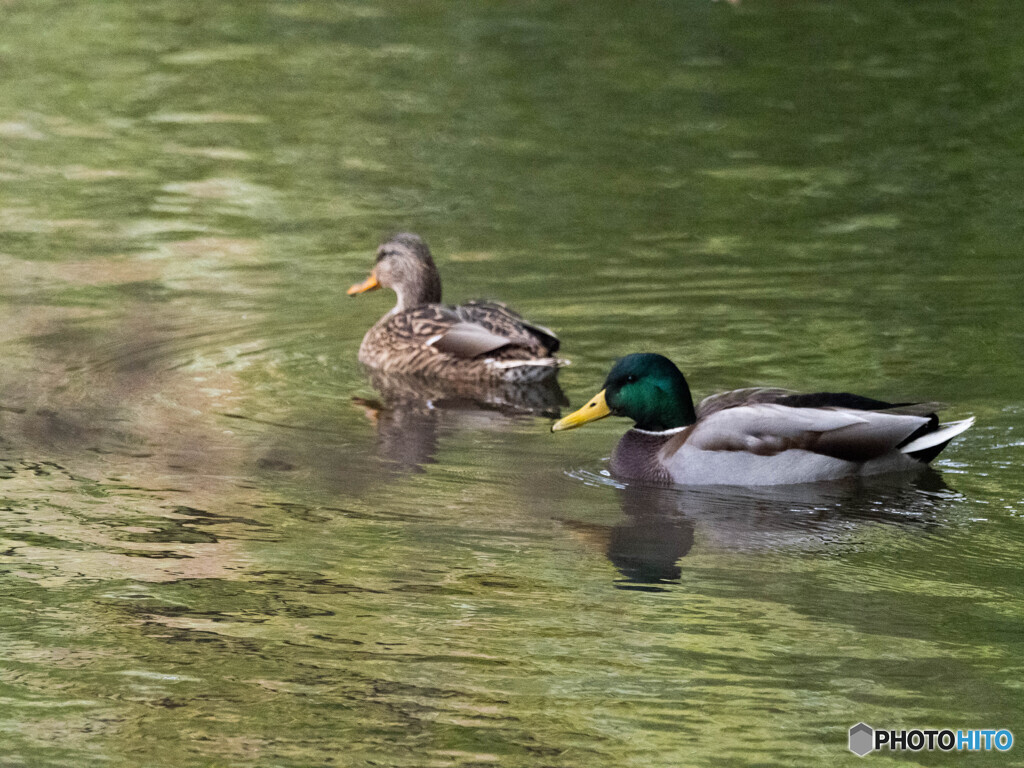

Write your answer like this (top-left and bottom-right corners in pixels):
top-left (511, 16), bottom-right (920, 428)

top-left (552, 353), bottom-right (697, 433)
top-left (348, 232), bottom-right (442, 311)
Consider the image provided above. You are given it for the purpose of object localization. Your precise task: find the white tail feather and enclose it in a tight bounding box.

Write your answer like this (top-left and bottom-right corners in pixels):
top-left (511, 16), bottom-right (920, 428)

top-left (900, 416), bottom-right (975, 455)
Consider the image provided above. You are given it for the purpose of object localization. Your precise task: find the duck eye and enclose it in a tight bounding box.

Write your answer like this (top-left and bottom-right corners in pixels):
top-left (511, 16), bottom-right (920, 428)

top-left (625, 374), bottom-right (637, 384)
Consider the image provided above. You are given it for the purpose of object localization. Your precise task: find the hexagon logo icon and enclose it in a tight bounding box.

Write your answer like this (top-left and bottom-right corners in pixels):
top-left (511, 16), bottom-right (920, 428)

top-left (849, 722), bottom-right (874, 757)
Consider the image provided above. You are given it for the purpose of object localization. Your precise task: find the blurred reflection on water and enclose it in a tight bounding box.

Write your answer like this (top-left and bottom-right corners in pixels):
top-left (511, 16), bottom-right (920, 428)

top-left (354, 370), bottom-right (566, 473)
top-left (564, 472), bottom-right (959, 588)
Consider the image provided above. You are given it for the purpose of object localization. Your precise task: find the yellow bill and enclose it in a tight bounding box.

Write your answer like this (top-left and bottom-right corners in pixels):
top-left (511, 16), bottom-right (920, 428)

top-left (551, 389), bottom-right (611, 432)
top-left (347, 272), bottom-right (381, 295)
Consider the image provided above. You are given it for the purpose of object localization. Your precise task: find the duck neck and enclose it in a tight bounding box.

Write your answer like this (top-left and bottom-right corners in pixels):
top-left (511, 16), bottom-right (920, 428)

top-left (630, 380), bottom-right (697, 432)
top-left (633, 401), bottom-right (696, 432)
top-left (393, 264), bottom-right (442, 311)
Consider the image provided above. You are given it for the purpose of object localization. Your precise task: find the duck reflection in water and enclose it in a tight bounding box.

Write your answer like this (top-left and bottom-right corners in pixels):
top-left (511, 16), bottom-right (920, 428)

top-left (564, 471), bottom-right (960, 591)
top-left (354, 369), bottom-right (568, 475)
top-left (252, 370), bottom-right (567, 497)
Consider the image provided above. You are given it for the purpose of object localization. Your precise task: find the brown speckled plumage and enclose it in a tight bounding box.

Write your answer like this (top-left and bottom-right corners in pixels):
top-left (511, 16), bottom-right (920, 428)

top-left (350, 233), bottom-right (566, 384)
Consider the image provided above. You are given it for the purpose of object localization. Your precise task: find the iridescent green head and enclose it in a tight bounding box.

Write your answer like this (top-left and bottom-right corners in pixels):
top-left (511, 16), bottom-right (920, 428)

top-left (552, 353), bottom-right (697, 433)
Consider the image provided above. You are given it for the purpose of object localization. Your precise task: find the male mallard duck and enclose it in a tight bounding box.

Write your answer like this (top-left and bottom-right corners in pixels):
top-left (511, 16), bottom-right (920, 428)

top-left (348, 233), bottom-right (566, 383)
top-left (552, 353), bottom-right (975, 486)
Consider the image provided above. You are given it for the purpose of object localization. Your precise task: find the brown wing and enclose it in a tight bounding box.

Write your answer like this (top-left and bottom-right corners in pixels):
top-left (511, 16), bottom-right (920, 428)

top-left (369, 305), bottom-right (495, 359)
top-left (457, 300), bottom-right (560, 356)
top-left (359, 301), bottom-right (564, 382)
top-left (426, 322), bottom-right (514, 358)
top-left (370, 304), bottom-right (547, 362)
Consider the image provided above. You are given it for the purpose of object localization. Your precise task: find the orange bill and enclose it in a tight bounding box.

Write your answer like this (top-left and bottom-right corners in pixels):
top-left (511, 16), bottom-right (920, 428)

top-left (347, 272), bottom-right (381, 295)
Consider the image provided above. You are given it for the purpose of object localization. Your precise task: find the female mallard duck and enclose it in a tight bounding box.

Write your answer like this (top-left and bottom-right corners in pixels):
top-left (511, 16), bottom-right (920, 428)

top-left (348, 233), bottom-right (566, 383)
top-left (552, 353), bottom-right (975, 486)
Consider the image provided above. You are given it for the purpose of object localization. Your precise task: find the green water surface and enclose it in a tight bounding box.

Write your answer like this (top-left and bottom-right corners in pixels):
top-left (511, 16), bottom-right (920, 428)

top-left (1, 1), bottom-right (1022, 766)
